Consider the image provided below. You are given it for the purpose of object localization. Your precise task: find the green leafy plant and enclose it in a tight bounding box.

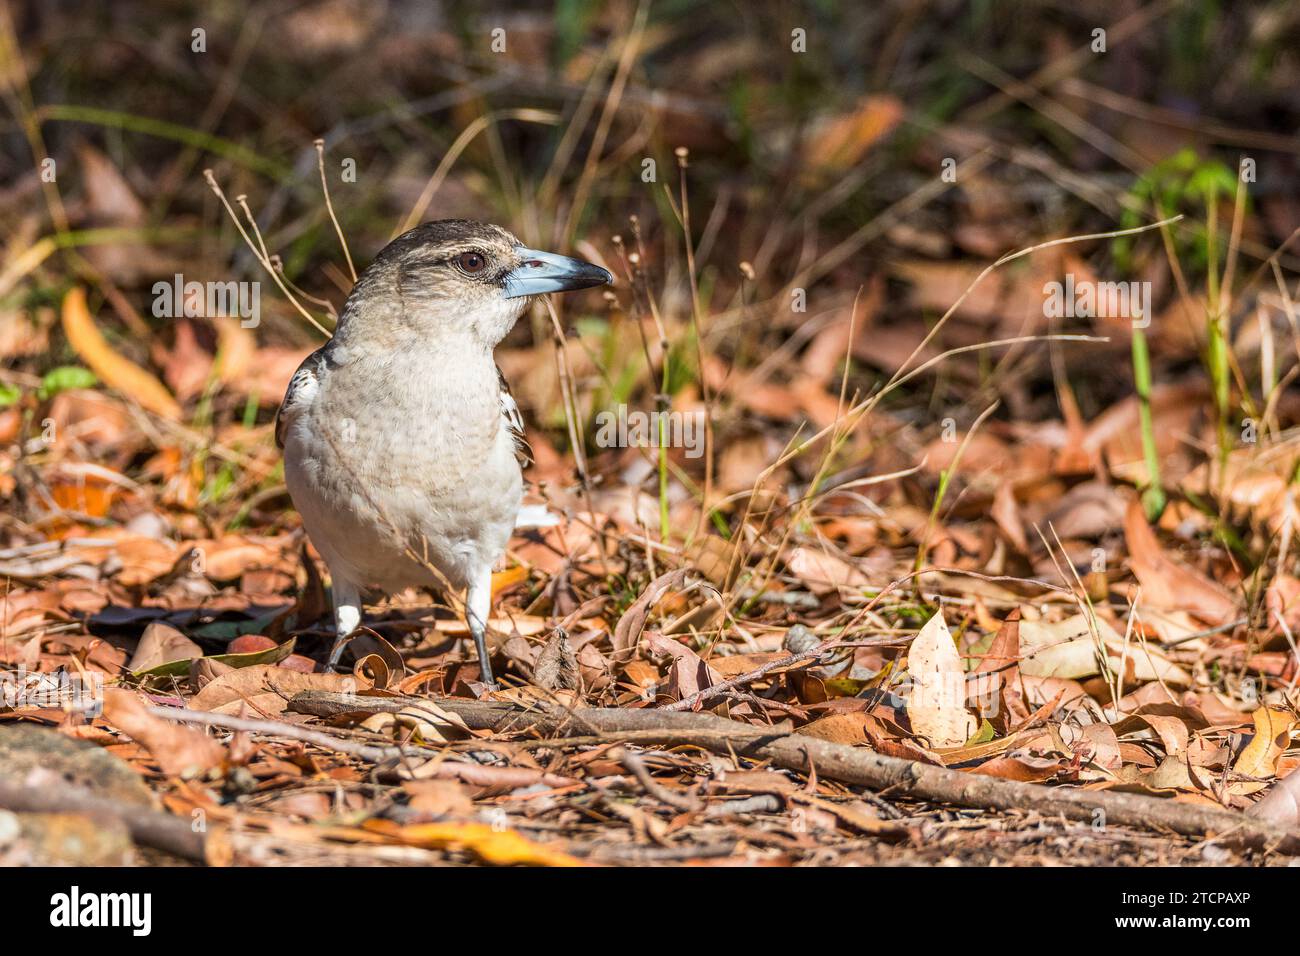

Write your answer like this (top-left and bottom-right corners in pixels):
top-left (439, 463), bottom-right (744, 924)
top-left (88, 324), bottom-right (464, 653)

top-left (36, 365), bottom-right (97, 400)
top-left (1115, 148), bottom-right (1238, 273)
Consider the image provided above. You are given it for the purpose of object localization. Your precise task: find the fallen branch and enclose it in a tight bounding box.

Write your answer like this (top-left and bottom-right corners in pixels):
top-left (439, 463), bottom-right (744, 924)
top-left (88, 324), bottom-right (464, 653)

top-left (289, 691), bottom-right (1300, 854)
top-left (147, 704), bottom-right (428, 763)
top-left (0, 777), bottom-right (206, 862)
top-left (148, 705), bottom-right (578, 788)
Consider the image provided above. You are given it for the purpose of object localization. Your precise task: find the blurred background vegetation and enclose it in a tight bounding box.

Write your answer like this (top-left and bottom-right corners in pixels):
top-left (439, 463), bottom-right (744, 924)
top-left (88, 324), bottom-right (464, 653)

top-left (1, 0), bottom-right (1299, 549)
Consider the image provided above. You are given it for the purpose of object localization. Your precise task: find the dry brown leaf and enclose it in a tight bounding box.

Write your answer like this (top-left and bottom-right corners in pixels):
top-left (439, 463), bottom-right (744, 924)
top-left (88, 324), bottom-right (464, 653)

top-left (101, 688), bottom-right (224, 778)
top-left (991, 482), bottom-right (1028, 553)
top-left (1231, 706), bottom-right (1296, 793)
top-left (1137, 713), bottom-right (1190, 757)
top-left (785, 545), bottom-right (884, 594)
top-left (1019, 612), bottom-right (1192, 685)
top-left (188, 664), bottom-right (353, 715)
top-left (367, 820), bottom-right (583, 867)
top-left (644, 632), bottom-right (720, 700)
top-left (803, 95), bottom-right (903, 173)
top-left (1248, 766), bottom-right (1300, 826)
top-left (612, 569), bottom-right (688, 665)
top-left (361, 703), bottom-right (471, 743)
top-left (1124, 499), bottom-right (1237, 624)
top-left (799, 711), bottom-right (877, 746)
top-left (969, 609), bottom-right (1029, 729)
top-left (905, 610), bottom-right (977, 748)
top-left (969, 756), bottom-right (1061, 782)
top-left (534, 628), bottom-right (579, 692)
top-left (126, 621), bottom-right (202, 672)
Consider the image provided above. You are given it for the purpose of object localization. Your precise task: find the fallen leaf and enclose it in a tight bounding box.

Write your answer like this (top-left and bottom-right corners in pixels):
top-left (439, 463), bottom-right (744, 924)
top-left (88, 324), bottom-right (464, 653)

top-left (1248, 766), bottom-right (1300, 826)
top-left (905, 610), bottom-right (977, 748)
top-left (188, 663), bottom-right (351, 715)
top-left (612, 569), bottom-right (687, 665)
top-left (1232, 706), bottom-right (1296, 793)
top-left (101, 688), bottom-right (224, 778)
top-left (1019, 612), bottom-right (1191, 685)
top-left (803, 95), bottom-right (903, 174)
top-left (644, 632), bottom-right (720, 701)
top-left (367, 820), bottom-right (583, 866)
top-left (969, 609), bottom-right (1029, 729)
top-left (126, 622), bottom-right (202, 672)
top-left (361, 702), bottom-right (471, 743)
top-left (535, 628), bottom-right (579, 691)
top-left (785, 546), bottom-right (884, 593)
top-left (61, 287), bottom-right (181, 420)
top-left (133, 637), bottom-right (297, 681)
top-left (1124, 499), bottom-right (1237, 624)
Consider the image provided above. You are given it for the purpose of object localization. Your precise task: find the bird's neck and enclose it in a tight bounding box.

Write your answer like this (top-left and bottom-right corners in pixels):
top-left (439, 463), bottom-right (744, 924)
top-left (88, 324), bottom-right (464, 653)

top-left (324, 329), bottom-right (501, 431)
top-left (329, 320), bottom-right (491, 365)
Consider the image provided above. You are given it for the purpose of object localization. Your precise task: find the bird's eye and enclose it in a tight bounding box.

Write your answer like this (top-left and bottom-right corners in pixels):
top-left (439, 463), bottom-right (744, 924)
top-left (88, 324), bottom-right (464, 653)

top-left (456, 251), bottom-right (487, 274)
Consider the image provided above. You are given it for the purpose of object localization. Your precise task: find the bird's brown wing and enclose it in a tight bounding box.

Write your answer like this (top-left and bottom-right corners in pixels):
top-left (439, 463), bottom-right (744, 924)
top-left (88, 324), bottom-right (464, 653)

top-left (497, 365), bottom-right (532, 467)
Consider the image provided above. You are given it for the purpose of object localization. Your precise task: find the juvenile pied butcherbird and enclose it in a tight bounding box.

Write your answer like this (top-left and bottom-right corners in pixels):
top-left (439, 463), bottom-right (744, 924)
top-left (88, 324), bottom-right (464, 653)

top-left (276, 220), bottom-right (612, 686)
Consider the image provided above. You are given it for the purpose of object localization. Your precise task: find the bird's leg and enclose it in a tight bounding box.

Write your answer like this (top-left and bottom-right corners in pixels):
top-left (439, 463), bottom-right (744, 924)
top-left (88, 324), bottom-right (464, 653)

top-left (326, 576), bottom-right (362, 673)
top-left (466, 568), bottom-right (497, 689)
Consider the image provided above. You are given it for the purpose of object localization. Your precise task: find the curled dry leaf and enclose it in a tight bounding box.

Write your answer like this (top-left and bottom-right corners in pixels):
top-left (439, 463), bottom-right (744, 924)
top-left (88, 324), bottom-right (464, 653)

top-left (803, 94), bottom-right (903, 174)
top-left (611, 568), bottom-right (688, 666)
top-left (969, 609), bottom-right (1029, 730)
top-left (991, 482), bottom-right (1028, 553)
top-left (905, 610), bottom-right (977, 749)
top-left (1231, 706), bottom-right (1296, 794)
top-left (360, 703), bottom-right (471, 743)
top-left (534, 628), bottom-right (580, 692)
top-left (785, 545), bottom-right (885, 594)
top-left (643, 631), bottom-right (721, 701)
top-left (1018, 613), bottom-right (1192, 686)
top-left (368, 820), bottom-right (583, 867)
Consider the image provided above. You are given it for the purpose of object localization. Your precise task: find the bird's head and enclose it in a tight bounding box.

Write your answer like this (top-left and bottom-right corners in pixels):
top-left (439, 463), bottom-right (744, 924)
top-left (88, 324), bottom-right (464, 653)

top-left (346, 219), bottom-right (612, 347)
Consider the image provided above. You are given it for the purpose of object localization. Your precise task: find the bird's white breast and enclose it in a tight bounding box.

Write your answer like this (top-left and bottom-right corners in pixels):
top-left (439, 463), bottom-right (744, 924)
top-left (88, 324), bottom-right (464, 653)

top-left (283, 342), bottom-right (522, 593)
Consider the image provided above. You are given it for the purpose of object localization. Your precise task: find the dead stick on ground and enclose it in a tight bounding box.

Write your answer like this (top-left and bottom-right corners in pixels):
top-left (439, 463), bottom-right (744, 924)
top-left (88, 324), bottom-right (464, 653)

top-left (615, 746), bottom-right (700, 811)
top-left (289, 691), bottom-right (1300, 854)
top-left (147, 705), bottom-right (428, 762)
top-left (0, 778), bottom-right (207, 862)
top-left (147, 706), bottom-right (578, 789)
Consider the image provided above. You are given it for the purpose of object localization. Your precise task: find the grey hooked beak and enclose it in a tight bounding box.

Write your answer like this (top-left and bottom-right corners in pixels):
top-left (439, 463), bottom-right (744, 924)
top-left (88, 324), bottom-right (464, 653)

top-left (502, 248), bottom-right (613, 299)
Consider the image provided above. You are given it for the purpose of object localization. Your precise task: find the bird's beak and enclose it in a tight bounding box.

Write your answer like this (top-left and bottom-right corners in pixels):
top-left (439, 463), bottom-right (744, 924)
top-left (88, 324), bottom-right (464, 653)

top-left (502, 248), bottom-right (613, 299)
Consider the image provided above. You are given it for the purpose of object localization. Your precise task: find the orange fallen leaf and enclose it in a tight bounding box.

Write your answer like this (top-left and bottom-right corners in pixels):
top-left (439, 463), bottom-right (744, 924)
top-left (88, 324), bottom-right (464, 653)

top-left (367, 820), bottom-right (583, 866)
top-left (803, 95), bottom-right (903, 174)
top-left (1232, 706), bottom-right (1296, 793)
top-left (490, 564), bottom-right (529, 598)
top-left (1123, 499), bottom-right (1237, 624)
top-left (102, 688), bottom-right (225, 778)
top-left (61, 286), bottom-right (182, 419)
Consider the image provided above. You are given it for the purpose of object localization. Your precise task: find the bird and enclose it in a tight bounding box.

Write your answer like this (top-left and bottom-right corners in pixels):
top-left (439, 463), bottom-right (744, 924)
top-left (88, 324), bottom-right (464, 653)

top-left (276, 219), bottom-right (612, 686)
